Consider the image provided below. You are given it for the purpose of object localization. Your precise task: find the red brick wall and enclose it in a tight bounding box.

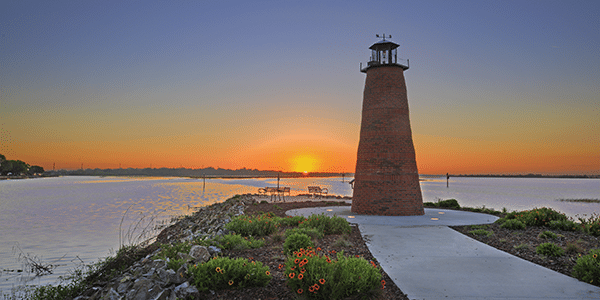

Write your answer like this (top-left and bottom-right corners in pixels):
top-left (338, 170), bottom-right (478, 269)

top-left (352, 65), bottom-right (424, 216)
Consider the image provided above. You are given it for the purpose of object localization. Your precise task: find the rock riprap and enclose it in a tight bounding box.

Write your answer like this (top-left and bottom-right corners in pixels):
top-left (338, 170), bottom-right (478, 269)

top-left (74, 194), bottom-right (256, 300)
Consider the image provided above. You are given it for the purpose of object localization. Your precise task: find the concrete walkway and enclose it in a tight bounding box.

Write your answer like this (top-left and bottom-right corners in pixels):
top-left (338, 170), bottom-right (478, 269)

top-left (286, 207), bottom-right (600, 300)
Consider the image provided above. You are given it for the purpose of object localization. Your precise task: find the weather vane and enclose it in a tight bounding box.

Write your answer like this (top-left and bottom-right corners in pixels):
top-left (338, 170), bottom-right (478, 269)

top-left (376, 34), bottom-right (392, 40)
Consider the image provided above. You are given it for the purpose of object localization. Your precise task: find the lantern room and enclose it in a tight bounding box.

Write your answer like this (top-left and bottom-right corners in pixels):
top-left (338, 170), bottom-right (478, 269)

top-left (360, 35), bottom-right (409, 72)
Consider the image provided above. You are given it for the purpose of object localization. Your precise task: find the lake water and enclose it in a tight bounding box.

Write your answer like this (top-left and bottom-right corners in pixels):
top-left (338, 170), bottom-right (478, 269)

top-left (1, 175), bottom-right (598, 292)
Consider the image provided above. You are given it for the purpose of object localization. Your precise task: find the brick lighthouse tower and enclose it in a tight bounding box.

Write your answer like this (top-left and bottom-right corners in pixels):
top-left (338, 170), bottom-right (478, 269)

top-left (351, 35), bottom-right (424, 216)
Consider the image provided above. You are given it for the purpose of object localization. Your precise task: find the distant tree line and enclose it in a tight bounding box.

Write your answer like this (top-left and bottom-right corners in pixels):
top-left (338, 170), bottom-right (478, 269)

top-left (46, 167), bottom-right (347, 178)
top-left (452, 173), bottom-right (599, 179)
top-left (0, 154), bottom-right (45, 176)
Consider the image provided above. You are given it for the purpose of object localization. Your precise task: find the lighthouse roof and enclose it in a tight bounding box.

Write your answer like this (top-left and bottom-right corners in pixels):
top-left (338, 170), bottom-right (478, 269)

top-left (369, 39), bottom-right (399, 50)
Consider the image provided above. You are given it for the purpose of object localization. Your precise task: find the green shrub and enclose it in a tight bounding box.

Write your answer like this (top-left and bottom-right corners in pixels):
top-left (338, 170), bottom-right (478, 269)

top-left (548, 220), bottom-right (580, 232)
top-left (29, 283), bottom-right (85, 300)
top-left (299, 214), bottom-right (351, 235)
top-left (155, 242), bottom-right (192, 261)
top-left (578, 214), bottom-right (600, 236)
top-left (537, 230), bottom-right (558, 240)
top-left (500, 219), bottom-right (526, 230)
top-left (277, 215), bottom-right (306, 227)
top-left (188, 257), bottom-right (271, 292)
top-left (225, 213), bottom-right (278, 237)
top-left (167, 258), bottom-right (186, 271)
top-left (212, 233), bottom-right (265, 250)
top-left (285, 227), bottom-right (324, 239)
top-left (285, 248), bottom-right (382, 299)
top-left (505, 207), bottom-right (568, 227)
top-left (425, 199), bottom-right (461, 209)
top-left (572, 249), bottom-right (600, 286)
top-left (468, 229), bottom-right (493, 237)
top-left (284, 233), bottom-right (314, 256)
top-left (536, 243), bottom-right (564, 257)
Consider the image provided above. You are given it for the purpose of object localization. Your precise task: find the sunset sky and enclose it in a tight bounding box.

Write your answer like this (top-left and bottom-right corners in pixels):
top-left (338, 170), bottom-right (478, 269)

top-left (1, 1), bottom-right (598, 175)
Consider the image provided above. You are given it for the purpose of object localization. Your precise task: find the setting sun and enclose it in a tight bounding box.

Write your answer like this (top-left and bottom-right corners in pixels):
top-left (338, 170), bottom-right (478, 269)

top-left (291, 155), bottom-right (319, 173)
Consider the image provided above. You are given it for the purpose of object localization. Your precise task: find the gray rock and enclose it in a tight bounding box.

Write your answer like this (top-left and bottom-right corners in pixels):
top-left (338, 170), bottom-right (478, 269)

top-left (189, 245), bottom-right (211, 263)
top-left (151, 259), bottom-right (167, 269)
top-left (207, 245), bottom-right (221, 255)
top-left (106, 288), bottom-right (121, 300)
top-left (173, 282), bottom-right (199, 298)
top-left (117, 280), bottom-right (131, 294)
top-left (151, 290), bottom-right (171, 300)
top-left (142, 267), bottom-right (155, 278)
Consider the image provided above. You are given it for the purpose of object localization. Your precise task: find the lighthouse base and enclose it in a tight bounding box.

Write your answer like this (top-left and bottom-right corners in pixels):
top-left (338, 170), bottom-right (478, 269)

top-left (351, 174), bottom-right (424, 216)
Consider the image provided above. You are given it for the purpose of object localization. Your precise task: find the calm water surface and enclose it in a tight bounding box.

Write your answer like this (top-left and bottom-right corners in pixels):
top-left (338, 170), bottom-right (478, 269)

top-left (0, 175), bottom-right (598, 292)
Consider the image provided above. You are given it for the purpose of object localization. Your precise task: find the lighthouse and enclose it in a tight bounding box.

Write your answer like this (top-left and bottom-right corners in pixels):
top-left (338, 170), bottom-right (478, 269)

top-left (351, 35), bottom-right (424, 216)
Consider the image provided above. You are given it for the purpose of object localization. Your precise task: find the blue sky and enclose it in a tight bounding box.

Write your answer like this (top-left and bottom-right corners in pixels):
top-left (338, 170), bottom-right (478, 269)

top-left (1, 0), bottom-right (599, 174)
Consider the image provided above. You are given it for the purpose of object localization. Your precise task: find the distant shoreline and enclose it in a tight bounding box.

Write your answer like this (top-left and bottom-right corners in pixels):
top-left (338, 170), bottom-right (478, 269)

top-left (450, 174), bottom-right (599, 179)
top-left (3, 173), bottom-right (598, 180)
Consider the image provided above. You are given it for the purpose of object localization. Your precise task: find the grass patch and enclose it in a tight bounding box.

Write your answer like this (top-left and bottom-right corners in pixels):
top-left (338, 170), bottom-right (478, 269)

top-left (514, 243), bottom-right (530, 251)
top-left (333, 236), bottom-right (353, 248)
top-left (468, 229), bottom-right (494, 237)
top-left (537, 230), bottom-right (558, 240)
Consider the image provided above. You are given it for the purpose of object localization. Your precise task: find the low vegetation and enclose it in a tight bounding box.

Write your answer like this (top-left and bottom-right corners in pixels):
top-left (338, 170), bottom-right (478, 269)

top-left (452, 204), bottom-right (600, 287)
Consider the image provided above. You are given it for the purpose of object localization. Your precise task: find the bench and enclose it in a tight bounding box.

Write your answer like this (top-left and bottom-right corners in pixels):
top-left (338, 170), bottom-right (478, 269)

top-left (280, 187), bottom-right (291, 196)
top-left (307, 186), bottom-right (328, 198)
top-left (258, 187), bottom-right (289, 202)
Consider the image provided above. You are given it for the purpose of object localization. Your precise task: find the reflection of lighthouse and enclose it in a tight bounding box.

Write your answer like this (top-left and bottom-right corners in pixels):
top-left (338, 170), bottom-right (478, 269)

top-left (351, 35), bottom-right (424, 216)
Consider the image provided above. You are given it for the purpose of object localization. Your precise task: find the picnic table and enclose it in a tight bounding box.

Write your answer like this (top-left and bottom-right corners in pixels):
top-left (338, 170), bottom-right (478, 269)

top-left (307, 186), bottom-right (328, 198)
top-left (258, 186), bottom-right (290, 202)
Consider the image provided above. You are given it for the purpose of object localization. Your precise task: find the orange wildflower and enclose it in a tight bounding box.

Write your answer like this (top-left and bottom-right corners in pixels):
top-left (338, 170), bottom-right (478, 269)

top-left (319, 278), bottom-right (326, 284)
top-left (228, 280), bottom-right (234, 285)
top-left (266, 271), bottom-right (270, 276)
top-left (289, 273), bottom-right (295, 278)
top-left (298, 273), bottom-right (304, 280)
top-left (308, 286), bottom-right (314, 292)
top-left (297, 288), bottom-right (303, 294)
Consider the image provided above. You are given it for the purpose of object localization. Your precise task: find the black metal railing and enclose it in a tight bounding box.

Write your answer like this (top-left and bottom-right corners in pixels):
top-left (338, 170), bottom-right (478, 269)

top-left (360, 58), bottom-right (409, 72)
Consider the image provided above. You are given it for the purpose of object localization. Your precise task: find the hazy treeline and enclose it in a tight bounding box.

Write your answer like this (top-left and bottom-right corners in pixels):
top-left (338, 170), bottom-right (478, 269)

top-left (452, 173), bottom-right (599, 179)
top-left (45, 167), bottom-right (349, 178)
